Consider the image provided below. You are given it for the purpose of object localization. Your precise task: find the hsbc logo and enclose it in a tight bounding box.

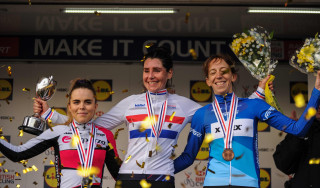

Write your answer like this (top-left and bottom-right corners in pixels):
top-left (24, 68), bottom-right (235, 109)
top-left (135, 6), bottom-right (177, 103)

top-left (62, 136), bottom-right (71, 143)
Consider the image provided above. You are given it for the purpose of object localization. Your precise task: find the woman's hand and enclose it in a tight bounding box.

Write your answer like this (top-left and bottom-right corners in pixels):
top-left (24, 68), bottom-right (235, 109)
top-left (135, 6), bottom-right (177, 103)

top-left (33, 98), bottom-right (49, 116)
top-left (259, 75), bottom-right (274, 91)
top-left (315, 70), bottom-right (320, 91)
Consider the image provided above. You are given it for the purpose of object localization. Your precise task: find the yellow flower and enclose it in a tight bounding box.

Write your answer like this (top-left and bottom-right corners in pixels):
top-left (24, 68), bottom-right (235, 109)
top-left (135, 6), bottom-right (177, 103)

top-left (307, 63), bottom-right (314, 72)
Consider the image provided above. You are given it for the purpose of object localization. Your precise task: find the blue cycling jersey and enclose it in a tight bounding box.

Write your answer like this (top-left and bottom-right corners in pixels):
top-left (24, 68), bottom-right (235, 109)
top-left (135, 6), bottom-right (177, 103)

top-left (174, 88), bottom-right (320, 187)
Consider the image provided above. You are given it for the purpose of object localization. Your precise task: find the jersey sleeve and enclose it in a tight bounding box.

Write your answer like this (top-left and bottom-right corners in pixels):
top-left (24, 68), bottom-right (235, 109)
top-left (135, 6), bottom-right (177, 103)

top-left (257, 88), bottom-right (320, 137)
top-left (248, 87), bottom-right (265, 100)
top-left (174, 108), bottom-right (205, 173)
top-left (98, 128), bottom-right (121, 180)
top-left (94, 95), bottom-right (135, 130)
top-left (0, 126), bottom-right (61, 162)
top-left (41, 108), bottom-right (68, 124)
top-left (175, 95), bottom-right (202, 123)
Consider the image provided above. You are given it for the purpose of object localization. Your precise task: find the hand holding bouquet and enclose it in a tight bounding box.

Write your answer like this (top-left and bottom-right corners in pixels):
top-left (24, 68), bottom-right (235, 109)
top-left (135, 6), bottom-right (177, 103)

top-left (290, 33), bottom-right (320, 75)
top-left (230, 26), bottom-right (281, 112)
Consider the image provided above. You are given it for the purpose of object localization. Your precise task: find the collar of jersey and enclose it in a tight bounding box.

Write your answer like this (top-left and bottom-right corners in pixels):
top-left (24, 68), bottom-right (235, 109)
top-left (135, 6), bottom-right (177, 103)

top-left (72, 119), bottom-right (94, 130)
top-left (149, 89), bottom-right (167, 95)
top-left (214, 92), bottom-right (234, 103)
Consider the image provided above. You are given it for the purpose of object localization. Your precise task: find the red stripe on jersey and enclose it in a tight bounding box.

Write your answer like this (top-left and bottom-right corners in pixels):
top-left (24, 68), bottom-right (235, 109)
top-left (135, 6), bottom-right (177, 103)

top-left (126, 114), bottom-right (185, 124)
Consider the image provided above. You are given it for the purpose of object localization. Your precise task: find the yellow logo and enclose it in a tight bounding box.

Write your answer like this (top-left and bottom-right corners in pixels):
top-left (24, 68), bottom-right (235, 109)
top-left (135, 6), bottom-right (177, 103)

top-left (92, 80), bottom-right (112, 101)
top-left (196, 141), bottom-right (209, 160)
top-left (44, 166), bottom-right (57, 188)
top-left (0, 79), bottom-right (12, 100)
top-left (191, 81), bottom-right (212, 102)
top-left (291, 82), bottom-right (308, 102)
top-left (260, 168), bottom-right (271, 188)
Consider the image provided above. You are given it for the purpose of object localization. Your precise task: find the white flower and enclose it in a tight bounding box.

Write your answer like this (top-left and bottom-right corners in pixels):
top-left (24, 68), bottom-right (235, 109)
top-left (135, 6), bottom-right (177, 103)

top-left (253, 59), bottom-right (261, 67)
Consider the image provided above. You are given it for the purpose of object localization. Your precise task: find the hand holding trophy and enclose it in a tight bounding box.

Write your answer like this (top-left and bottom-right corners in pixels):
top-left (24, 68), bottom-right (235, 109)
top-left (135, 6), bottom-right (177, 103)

top-left (19, 76), bottom-right (57, 135)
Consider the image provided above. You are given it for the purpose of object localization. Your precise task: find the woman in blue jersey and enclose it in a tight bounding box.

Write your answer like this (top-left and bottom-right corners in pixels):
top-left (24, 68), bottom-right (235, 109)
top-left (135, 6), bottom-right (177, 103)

top-left (174, 54), bottom-right (320, 188)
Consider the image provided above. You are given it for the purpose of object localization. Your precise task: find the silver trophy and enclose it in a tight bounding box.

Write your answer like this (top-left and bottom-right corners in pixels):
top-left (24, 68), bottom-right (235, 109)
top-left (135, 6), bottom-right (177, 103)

top-left (19, 76), bottom-right (57, 135)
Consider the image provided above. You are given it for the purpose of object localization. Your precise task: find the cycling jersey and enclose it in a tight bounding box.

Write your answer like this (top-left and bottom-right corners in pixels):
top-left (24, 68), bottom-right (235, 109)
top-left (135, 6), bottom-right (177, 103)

top-left (0, 120), bottom-right (120, 188)
top-left (174, 88), bottom-right (320, 187)
top-left (43, 88), bottom-right (264, 178)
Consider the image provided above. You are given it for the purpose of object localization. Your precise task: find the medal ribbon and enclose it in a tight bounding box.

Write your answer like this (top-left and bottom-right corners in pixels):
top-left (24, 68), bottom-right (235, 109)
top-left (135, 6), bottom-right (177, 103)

top-left (71, 120), bottom-right (96, 178)
top-left (212, 93), bottom-right (238, 149)
top-left (145, 91), bottom-right (168, 138)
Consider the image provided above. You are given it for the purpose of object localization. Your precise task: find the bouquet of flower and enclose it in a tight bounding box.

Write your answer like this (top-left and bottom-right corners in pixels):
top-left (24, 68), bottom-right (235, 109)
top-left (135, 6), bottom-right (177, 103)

top-left (230, 26), bottom-right (278, 81)
top-left (230, 26), bottom-right (282, 112)
top-left (290, 33), bottom-right (320, 75)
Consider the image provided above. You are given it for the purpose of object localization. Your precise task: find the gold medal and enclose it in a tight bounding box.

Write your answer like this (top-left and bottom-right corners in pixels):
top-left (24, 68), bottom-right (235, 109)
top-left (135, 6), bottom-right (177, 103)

top-left (222, 149), bottom-right (234, 161)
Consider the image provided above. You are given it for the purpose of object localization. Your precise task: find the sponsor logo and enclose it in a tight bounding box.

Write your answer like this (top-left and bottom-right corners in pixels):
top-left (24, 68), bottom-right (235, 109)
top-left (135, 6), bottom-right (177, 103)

top-left (167, 104), bottom-right (176, 109)
top-left (44, 166), bottom-right (58, 188)
top-left (0, 168), bottom-right (21, 185)
top-left (91, 79), bottom-right (112, 101)
top-left (135, 104), bottom-right (145, 107)
top-left (190, 80), bottom-right (212, 102)
top-left (196, 141), bottom-right (209, 160)
top-left (190, 128), bottom-right (202, 137)
top-left (62, 136), bottom-right (71, 143)
top-left (263, 107), bottom-right (275, 121)
top-left (260, 168), bottom-right (271, 188)
top-left (0, 79), bottom-right (13, 100)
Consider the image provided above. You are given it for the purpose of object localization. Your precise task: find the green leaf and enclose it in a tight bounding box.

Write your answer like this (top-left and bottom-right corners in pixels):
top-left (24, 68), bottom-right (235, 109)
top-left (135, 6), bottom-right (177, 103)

top-left (315, 32), bottom-right (319, 39)
top-left (269, 31), bottom-right (274, 40)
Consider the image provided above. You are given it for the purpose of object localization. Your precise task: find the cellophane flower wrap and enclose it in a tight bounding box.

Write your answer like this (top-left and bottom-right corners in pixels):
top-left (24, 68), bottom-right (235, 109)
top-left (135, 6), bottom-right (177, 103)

top-left (230, 26), bottom-right (282, 112)
top-left (290, 33), bottom-right (320, 75)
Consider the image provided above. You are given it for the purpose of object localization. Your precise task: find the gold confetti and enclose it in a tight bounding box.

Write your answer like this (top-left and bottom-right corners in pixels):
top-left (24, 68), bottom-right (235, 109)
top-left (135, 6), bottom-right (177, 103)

top-left (141, 55), bottom-right (146, 62)
top-left (4, 169), bottom-right (8, 172)
top-left (140, 179), bottom-right (151, 188)
top-left (47, 119), bottom-right (54, 131)
top-left (109, 91), bottom-right (115, 95)
top-left (185, 12), bottom-right (190, 23)
top-left (235, 153), bottom-right (244, 160)
top-left (4, 186), bottom-right (8, 188)
top-left (108, 143), bottom-right (114, 150)
top-left (5, 99), bottom-right (10, 105)
top-left (170, 111), bottom-right (176, 121)
top-left (32, 165), bottom-right (38, 171)
top-left (145, 43), bottom-right (154, 49)
top-left (171, 144), bottom-right (178, 148)
top-left (26, 167), bottom-right (32, 172)
top-left (43, 157), bottom-right (47, 163)
top-left (189, 49), bottom-right (197, 60)
top-left (71, 135), bottom-right (80, 148)
top-left (309, 158), bottom-right (320, 165)
top-left (9, 117), bottom-right (12, 122)
top-left (294, 93), bottom-right (305, 108)
top-left (76, 166), bottom-right (100, 177)
top-left (0, 160), bottom-right (6, 166)
top-left (0, 127), bottom-right (3, 134)
top-left (208, 168), bottom-right (215, 174)
top-left (19, 160), bottom-right (28, 165)
top-left (18, 130), bottom-right (23, 137)
top-left (170, 153), bottom-right (176, 160)
top-left (131, 171), bottom-right (134, 178)
top-left (50, 160), bottom-right (54, 165)
top-left (165, 175), bottom-right (171, 181)
top-left (204, 133), bottom-right (214, 144)
top-left (16, 184), bottom-right (21, 188)
top-left (124, 155), bottom-right (132, 163)
top-left (122, 89), bottom-right (129, 93)
top-left (33, 181), bottom-right (38, 185)
top-left (202, 166), bottom-right (207, 171)
top-left (181, 183), bottom-right (186, 188)
top-left (168, 123), bottom-right (173, 129)
top-left (0, 136), bottom-right (4, 140)
top-left (22, 88), bottom-right (30, 92)
top-left (119, 149), bottom-right (126, 154)
top-left (148, 150), bottom-right (152, 157)
top-left (66, 94), bottom-right (69, 98)
top-left (15, 172), bottom-right (20, 176)
top-left (140, 116), bottom-right (154, 132)
top-left (7, 66), bottom-right (12, 76)
top-left (114, 128), bottom-right (124, 140)
top-left (94, 11), bottom-right (101, 16)
top-left (136, 160), bottom-right (145, 168)
top-left (23, 169), bottom-right (27, 174)
top-left (305, 107), bottom-right (317, 120)
top-left (156, 145), bottom-right (161, 152)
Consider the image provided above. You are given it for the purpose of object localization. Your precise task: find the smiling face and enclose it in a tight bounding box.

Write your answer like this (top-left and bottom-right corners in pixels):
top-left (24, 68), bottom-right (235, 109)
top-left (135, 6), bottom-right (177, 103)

top-left (143, 58), bottom-right (173, 93)
top-left (68, 88), bottom-right (98, 124)
top-left (205, 58), bottom-right (237, 95)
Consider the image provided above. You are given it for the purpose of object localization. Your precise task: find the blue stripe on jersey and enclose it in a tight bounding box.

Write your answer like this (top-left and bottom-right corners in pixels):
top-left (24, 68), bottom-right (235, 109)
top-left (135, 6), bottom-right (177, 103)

top-left (130, 129), bottom-right (178, 139)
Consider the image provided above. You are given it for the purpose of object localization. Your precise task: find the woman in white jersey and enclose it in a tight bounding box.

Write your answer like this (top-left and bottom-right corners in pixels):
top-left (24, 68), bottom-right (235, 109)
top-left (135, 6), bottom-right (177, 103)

top-left (34, 47), bottom-right (268, 188)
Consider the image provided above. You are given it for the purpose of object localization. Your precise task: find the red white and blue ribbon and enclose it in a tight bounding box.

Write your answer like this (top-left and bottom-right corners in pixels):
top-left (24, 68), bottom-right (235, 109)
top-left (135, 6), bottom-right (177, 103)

top-left (70, 120), bottom-right (96, 177)
top-left (145, 90), bottom-right (168, 138)
top-left (212, 93), bottom-right (238, 149)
